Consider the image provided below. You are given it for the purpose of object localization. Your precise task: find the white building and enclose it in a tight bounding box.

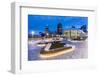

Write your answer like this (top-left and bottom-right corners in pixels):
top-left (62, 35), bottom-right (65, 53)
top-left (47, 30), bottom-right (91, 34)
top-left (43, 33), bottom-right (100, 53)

top-left (64, 28), bottom-right (87, 40)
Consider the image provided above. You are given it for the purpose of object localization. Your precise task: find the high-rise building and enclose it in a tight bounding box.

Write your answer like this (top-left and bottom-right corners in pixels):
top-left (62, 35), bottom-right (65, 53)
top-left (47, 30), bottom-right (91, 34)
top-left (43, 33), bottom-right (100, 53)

top-left (57, 23), bottom-right (62, 35)
top-left (45, 25), bottom-right (49, 37)
top-left (45, 25), bottom-right (49, 33)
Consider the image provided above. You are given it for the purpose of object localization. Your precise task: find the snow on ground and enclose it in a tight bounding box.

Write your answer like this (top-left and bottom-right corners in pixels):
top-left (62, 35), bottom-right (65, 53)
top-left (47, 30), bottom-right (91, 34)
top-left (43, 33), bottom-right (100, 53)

top-left (28, 39), bottom-right (88, 61)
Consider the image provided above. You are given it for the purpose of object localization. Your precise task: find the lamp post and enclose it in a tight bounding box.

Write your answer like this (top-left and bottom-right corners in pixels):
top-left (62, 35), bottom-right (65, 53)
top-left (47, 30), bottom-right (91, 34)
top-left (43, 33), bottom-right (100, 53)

top-left (31, 31), bottom-right (35, 38)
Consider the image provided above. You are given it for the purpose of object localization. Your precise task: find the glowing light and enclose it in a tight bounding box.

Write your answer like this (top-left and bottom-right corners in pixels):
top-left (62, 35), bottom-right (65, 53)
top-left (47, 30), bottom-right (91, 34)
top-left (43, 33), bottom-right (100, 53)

top-left (40, 46), bottom-right (75, 59)
top-left (31, 31), bottom-right (35, 35)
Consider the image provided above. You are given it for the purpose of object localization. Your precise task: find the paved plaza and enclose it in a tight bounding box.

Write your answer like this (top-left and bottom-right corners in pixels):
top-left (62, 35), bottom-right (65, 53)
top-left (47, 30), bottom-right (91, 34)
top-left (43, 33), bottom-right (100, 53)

top-left (28, 39), bottom-right (88, 61)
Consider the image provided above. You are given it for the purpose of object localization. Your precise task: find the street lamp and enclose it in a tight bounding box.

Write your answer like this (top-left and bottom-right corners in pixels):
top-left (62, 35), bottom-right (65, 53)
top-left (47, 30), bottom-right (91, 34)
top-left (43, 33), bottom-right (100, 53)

top-left (31, 31), bottom-right (35, 38)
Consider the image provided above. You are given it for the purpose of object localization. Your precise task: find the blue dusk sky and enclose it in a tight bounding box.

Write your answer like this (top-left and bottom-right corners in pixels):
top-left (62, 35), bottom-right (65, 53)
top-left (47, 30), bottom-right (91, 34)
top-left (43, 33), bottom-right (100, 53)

top-left (28, 15), bottom-right (88, 34)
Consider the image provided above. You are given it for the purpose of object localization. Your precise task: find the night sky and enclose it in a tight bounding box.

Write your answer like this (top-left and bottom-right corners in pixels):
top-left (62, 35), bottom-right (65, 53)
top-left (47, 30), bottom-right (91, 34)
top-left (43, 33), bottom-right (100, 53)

top-left (28, 15), bottom-right (88, 34)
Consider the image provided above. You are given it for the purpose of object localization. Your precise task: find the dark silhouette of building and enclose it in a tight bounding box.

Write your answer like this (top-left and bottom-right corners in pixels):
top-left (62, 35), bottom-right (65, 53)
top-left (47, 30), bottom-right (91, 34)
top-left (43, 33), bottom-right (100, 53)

top-left (57, 23), bottom-right (63, 35)
top-left (45, 25), bottom-right (50, 37)
top-left (45, 25), bottom-right (49, 34)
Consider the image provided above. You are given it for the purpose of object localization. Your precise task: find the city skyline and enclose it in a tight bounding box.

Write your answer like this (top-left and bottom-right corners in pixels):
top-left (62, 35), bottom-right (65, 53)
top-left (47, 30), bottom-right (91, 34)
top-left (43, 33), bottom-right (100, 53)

top-left (28, 15), bottom-right (88, 34)
top-left (28, 15), bottom-right (88, 60)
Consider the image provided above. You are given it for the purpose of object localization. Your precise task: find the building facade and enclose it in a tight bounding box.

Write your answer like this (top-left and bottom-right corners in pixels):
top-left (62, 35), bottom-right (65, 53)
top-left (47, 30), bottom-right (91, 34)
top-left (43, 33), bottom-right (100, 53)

top-left (57, 23), bottom-right (63, 35)
top-left (64, 29), bottom-right (84, 40)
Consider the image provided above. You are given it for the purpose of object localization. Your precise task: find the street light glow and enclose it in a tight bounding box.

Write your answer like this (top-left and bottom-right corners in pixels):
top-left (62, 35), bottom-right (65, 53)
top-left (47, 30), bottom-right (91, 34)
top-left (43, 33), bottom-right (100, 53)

top-left (31, 31), bottom-right (35, 35)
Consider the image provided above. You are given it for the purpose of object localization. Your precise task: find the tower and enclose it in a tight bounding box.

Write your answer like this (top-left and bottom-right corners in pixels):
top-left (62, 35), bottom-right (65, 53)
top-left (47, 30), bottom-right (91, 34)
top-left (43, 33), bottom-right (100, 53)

top-left (45, 25), bottom-right (49, 33)
top-left (57, 23), bottom-right (62, 35)
top-left (45, 25), bottom-right (49, 37)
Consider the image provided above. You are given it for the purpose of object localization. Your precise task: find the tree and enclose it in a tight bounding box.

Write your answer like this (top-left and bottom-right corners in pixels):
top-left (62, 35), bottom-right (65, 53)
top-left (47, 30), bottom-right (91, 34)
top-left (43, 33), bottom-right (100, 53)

top-left (80, 25), bottom-right (87, 33)
top-left (72, 26), bottom-right (75, 28)
top-left (39, 32), bottom-right (45, 37)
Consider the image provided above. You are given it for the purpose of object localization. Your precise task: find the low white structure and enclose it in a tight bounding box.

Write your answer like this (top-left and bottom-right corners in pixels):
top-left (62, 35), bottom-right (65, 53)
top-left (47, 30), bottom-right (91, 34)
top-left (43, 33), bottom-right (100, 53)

top-left (64, 29), bottom-right (87, 40)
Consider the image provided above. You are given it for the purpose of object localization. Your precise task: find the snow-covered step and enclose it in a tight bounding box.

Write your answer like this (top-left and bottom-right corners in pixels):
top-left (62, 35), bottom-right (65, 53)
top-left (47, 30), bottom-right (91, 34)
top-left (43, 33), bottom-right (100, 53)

top-left (44, 43), bottom-right (52, 51)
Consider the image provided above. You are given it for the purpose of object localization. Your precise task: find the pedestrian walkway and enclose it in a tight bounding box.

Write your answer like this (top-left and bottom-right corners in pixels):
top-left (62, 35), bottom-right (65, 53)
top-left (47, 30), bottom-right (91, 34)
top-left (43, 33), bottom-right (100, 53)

top-left (44, 43), bottom-right (52, 51)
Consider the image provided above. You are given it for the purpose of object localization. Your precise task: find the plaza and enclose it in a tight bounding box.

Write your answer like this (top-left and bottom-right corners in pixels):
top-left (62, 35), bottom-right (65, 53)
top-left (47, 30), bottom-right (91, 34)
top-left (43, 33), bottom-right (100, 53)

top-left (28, 38), bottom-right (87, 60)
top-left (28, 15), bottom-right (88, 60)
